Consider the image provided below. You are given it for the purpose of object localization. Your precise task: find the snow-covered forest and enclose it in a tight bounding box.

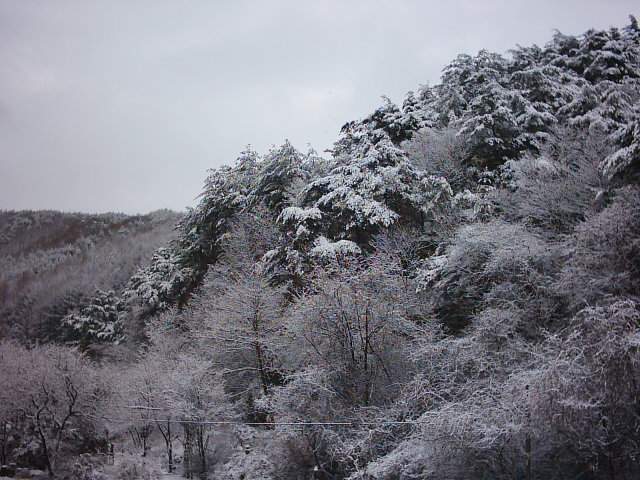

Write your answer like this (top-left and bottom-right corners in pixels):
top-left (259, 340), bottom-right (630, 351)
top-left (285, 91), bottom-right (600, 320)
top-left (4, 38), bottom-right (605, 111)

top-left (2, 17), bottom-right (640, 479)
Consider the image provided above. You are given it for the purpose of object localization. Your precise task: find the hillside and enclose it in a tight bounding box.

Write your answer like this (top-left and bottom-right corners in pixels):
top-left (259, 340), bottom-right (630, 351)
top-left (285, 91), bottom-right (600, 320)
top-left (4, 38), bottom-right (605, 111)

top-left (0, 209), bottom-right (181, 344)
top-left (1, 17), bottom-right (640, 480)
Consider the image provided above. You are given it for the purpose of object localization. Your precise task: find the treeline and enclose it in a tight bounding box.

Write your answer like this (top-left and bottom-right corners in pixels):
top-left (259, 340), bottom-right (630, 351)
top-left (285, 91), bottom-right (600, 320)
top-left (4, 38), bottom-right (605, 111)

top-left (1, 17), bottom-right (640, 480)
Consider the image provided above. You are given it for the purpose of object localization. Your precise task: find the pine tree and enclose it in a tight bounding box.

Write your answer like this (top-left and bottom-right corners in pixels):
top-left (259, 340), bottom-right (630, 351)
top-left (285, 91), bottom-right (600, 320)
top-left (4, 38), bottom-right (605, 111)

top-left (300, 138), bottom-right (452, 247)
top-left (62, 289), bottom-right (125, 347)
top-left (602, 106), bottom-right (640, 182)
top-left (175, 148), bottom-right (259, 304)
top-left (251, 140), bottom-right (307, 215)
top-left (458, 79), bottom-right (524, 167)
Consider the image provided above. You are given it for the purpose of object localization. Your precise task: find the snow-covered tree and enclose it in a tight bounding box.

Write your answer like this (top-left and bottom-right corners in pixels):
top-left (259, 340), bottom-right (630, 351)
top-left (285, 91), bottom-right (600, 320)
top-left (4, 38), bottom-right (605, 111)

top-left (432, 53), bottom-right (475, 125)
top-left (601, 105), bottom-right (640, 181)
top-left (286, 254), bottom-right (423, 408)
top-left (174, 148), bottom-right (260, 303)
top-left (458, 78), bottom-right (525, 166)
top-left (62, 289), bottom-right (125, 347)
top-left (0, 342), bottom-right (111, 477)
top-left (191, 266), bottom-right (287, 398)
top-left (333, 97), bottom-right (421, 158)
top-left (250, 140), bottom-right (308, 215)
top-left (300, 138), bottom-right (453, 248)
top-left (125, 246), bottom-right (191, 312)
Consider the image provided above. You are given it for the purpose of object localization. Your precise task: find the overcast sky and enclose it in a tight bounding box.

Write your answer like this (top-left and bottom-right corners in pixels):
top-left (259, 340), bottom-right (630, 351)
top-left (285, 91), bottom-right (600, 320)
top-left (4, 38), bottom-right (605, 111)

top-left (0, 1), bottom-right (636, 214)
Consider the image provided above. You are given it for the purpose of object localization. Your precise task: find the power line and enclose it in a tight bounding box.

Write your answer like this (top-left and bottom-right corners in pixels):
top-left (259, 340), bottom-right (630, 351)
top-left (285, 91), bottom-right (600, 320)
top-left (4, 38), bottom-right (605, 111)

top-left (98, 416), bottom-right (423, 427)
top-left (152, 419), bottom-right (419, 426)
top-left (116, 406), bottom-right (425, 427)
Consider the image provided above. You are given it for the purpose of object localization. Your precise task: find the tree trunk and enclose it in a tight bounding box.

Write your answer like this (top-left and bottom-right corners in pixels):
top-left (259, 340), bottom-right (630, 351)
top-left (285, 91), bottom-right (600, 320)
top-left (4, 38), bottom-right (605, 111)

top-left (157, 418), bottom-right (174, 473)
top-left (254, 341), bottom-right (269, 396)
top-left (196, 424), bottom-right (208, 478)
top-left (183, 423), bottom-right (193, 479)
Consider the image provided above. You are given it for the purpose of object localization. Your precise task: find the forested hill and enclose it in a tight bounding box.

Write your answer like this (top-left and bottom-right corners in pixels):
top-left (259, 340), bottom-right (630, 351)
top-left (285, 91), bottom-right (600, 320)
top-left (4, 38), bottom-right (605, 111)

top-left (0, 209), bottom-right (181, 345)
top-left (125, 16), bottom-right (640, 314)
top-left (2, 17), bottom-right (640, 480)
top-left (111, 18), bottom-right (637, 477)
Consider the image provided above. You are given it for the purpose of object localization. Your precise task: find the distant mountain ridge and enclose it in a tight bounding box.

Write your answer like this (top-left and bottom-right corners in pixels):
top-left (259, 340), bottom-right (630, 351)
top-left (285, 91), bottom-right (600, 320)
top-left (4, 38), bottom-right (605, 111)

top-left (0, 209), bottom-right (181, 342)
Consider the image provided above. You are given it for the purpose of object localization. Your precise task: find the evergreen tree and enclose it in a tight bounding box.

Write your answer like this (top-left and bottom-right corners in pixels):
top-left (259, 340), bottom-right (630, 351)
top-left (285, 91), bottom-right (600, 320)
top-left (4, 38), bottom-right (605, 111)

top-left (250, 140), bottom-right (307, 215)
top-left (174, 148), bottom-right (259, 304)
top-left (602, 106), bottom-right (640, 182)
top-left (62, 289), bottom-right (125, 347)
top-left (301, 138), bottom-right (453, 247)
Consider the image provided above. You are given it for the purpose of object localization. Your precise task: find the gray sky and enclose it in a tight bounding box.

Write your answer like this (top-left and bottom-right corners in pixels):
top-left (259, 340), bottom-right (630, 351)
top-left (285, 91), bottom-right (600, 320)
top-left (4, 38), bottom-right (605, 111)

top-left (0, 0), bottom-right (636, 214)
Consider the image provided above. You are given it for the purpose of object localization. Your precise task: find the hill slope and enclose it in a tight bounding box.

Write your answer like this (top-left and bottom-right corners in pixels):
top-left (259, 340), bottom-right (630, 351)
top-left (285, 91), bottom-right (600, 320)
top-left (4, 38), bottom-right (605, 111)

top-left (100, 17), bottom-right (640, 479)
top-left (0, 209), bottom-right (181, 342)
top-left (124, 17), bottom-right (640, 314)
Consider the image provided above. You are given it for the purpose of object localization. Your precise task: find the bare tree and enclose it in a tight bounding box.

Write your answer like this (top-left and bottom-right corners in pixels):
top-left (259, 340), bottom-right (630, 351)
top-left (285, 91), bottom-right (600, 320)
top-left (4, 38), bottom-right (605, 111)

top-left (0, 342), bottom-right (110, 477)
